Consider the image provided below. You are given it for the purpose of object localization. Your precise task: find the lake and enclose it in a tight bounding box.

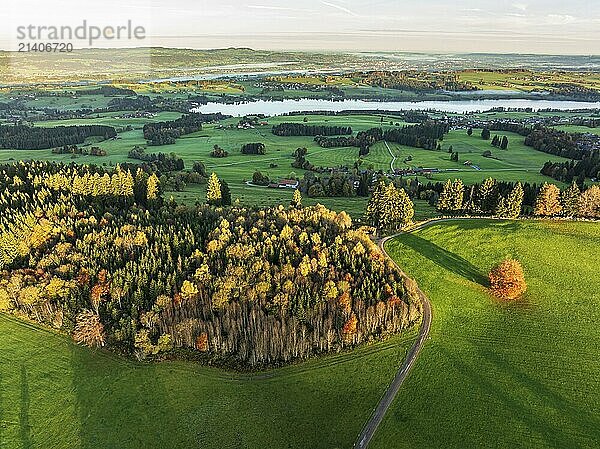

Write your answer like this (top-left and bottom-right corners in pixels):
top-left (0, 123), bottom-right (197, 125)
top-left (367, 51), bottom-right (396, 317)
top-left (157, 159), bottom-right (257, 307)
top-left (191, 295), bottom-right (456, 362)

top-left (192, 98), bottom-right (600, 116)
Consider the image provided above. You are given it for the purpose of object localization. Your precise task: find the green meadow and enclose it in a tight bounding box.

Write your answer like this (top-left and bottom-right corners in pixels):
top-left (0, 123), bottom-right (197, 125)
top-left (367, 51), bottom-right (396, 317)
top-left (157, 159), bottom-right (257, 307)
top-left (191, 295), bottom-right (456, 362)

top-left (0, 112), bottom-right (573, 219)
top-left (376, 219), bottom-right (600, 449)
top-left (0, 314), bottom-right (416, 449)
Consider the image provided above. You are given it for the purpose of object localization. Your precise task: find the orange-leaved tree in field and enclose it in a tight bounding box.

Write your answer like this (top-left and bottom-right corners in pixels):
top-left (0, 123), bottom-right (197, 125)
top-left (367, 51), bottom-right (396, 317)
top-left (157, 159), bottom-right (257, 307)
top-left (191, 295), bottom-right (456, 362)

top-left (489, 258), bottom-right (527, 300)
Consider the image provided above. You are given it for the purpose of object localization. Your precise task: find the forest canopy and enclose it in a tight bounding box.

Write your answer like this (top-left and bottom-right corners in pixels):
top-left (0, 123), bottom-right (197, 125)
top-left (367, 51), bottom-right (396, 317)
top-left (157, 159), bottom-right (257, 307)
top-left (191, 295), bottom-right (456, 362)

top-left (0, 161), bottom-right (421, 368)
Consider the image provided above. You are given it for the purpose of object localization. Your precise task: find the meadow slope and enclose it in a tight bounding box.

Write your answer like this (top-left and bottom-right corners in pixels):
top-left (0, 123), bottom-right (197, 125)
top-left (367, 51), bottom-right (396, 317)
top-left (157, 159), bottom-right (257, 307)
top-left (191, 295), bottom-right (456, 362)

top-left (375, 219), bottom-right (600, 449)
top-left (0, 314), bottom-right (417, 449)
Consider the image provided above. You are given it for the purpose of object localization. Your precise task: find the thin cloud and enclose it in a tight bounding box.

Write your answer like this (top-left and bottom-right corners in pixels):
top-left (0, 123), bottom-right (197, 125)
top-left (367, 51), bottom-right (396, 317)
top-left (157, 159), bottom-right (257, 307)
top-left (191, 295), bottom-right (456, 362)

top-left (320, 1), bottom-right (359, 17)
top-left (546, 14), bottom-right (576, 25)
top-left (246, 5), bottom-right (316, 13)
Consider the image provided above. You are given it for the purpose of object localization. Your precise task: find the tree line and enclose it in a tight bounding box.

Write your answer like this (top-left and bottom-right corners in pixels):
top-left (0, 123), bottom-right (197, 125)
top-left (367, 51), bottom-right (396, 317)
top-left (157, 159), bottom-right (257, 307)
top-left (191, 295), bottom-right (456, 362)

top-left (315, 128), bottom-right (383, 155)
top-left (272, 123), bottom-right (352, 137)
top-left (0, 124), bottom-right (116, 150)
top-left (241, 143), bottom-right (266, 155)
top-left (127, 146), bottom-right (185, 172)
top-left (541, 149), bottom-right (600, 184)
top-left (383, 122), bottom-right (448, 151)
top-left (435, 177), bottom-right (600, 218)
top-left (524, 127), bottom-right (588, 160)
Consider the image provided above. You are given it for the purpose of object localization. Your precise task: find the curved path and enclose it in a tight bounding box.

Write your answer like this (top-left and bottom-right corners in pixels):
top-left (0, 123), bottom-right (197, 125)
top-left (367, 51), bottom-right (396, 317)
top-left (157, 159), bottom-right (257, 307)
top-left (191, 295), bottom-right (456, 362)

top-left (354, 228), bottom-right (433, 449)
top-left (383, 140), bottom-right (397, 172)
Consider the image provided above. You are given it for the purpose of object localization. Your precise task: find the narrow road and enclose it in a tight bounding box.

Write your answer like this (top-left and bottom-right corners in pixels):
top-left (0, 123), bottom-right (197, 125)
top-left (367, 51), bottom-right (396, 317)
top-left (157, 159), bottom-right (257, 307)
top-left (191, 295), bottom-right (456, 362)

top-left (354, 230), bottom-right (432, 449)
top-left (383, 141), bottom-right (397, 172)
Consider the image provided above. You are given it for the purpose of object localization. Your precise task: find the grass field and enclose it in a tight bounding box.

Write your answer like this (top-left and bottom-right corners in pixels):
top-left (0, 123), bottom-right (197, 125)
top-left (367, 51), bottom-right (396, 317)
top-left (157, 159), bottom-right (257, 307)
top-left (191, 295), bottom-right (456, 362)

top-left (1, 110), bottom-right (585, 222)
top-left (388, 131), bottom-right (571, 186)
top-left (375, 219), bottom-right (600, 449)
top-left (0, 112), bottom-right (571, 216)
top-left (0, 313), bottom-right (417, 449)
top-left (552, 124), bottom-right (600, 135)
top-left (457, 70), bottom-right (600, 92)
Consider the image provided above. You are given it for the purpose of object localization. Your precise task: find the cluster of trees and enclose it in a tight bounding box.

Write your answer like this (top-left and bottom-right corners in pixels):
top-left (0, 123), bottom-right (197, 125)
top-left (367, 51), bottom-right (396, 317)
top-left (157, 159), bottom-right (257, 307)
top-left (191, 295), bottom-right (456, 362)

top-left (299, 171), bottom-right (357, 198)
top-left (272, 123), bottom-right (352, 137)
top-left (438, 178), bottom-right (524, 218)
top-left (210, 145), bottom-right (229, 158)
top-left (534, 182), bottom-right (600, 218)
top-left (491, 135), bottom-right (509, 150)
top-left (241, 143), bottom-right (266, 155)
top-left (485, 121), bottom-right (531, 136)
top-left (127, 146), bottom-right (185, 172)
top-left (0, 124), bottom-right (116, 150)
top-left (314, 122), bottom-right (446, 156)
top-left (540, 149), bottom-right (600, 183)
top-left (252, 171), bottom-right (271, 186)
top-left (143, 114), bottom-right (205, 146)
top-left (51, 145), bottom-right (107, 156)
top-left (43, 165), bottom-right (135, 198)
top-left (383, 122), bottom-right (448, 151)
top-left (435, 177), bottom-right (600, 219)
top-left (315, 128), bottom-right (383, 156)
top-left (0, 161), bottom-right (421, 367)
top-left (524, 128), bottom-right (587, 160)
top-left (366, 182), bottom-right (414, 231)
top-left (291, 147), bottom-right (313, 170)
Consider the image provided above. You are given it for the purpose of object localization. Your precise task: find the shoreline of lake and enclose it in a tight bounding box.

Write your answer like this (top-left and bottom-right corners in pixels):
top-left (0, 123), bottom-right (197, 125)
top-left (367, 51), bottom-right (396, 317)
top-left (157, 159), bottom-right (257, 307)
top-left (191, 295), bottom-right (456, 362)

top-left (192, 98), bottom-right (600, 116)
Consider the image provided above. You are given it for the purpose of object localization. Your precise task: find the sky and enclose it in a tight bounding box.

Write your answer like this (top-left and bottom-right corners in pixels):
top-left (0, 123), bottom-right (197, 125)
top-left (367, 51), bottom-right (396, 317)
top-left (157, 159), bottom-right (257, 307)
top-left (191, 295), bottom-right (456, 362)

top-left (2, 0), bottom-right (600, 54)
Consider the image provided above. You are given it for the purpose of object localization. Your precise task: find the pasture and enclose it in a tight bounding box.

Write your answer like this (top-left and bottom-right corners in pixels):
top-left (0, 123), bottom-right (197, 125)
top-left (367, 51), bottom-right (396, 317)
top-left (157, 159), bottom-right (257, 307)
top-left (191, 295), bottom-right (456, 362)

top-left (377, 219), bottom-right (600, 449)
top-left (0, 313), bottom-right (416, 449)
top-left (0, 112), bottom-right (575, 217)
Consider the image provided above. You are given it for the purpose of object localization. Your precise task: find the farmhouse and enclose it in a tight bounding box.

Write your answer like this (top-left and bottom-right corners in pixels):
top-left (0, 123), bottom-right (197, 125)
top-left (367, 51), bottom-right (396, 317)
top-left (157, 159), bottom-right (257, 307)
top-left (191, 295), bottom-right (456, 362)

top-left (269, 178), bottom-right (299, 189)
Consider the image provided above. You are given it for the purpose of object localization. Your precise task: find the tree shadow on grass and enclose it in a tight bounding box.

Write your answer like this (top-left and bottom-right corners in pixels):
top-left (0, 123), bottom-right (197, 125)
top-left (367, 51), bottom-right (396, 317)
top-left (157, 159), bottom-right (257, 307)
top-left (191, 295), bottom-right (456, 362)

top-left (439, 346), bottom-right (587, 449)
top-left (400, 233), bottom-right (488, 286)
top-left (478, 346), bottom-right (600, 442)
top-left (20, 364), bottom-right (32, 449)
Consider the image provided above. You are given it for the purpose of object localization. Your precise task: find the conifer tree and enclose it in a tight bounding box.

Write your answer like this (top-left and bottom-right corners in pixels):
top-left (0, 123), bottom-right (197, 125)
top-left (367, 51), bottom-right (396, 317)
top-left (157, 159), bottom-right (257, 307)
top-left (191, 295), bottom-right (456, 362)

top-left (291, 189), bottom-right (302, 208)
top-left (366, 181), bottom-right (386, 228)
top-left (396, 186), bottom-right (415, 226)
top-left (147, 173), bottom-right (160, 201)
top-left (496, 182), bottom-right (523, 218)
top-left (477, 178), bottom-right (499, 215)
top-left (207, 172), bottom-right (222, 206)
top-left (534, 183), bottom-right (562, 216)
top-left (220, 180), bottom-right (232, 206)
top-left (437, 179), bottom-right (453, 212)
top-left (366, 182), bottom-right (413, 231)
top-left (438, 179), bottom-right (464, 213)
top-left (449, 179), bottom-right (464, 211)
top-left (561, 182), bottom-right (580, 217)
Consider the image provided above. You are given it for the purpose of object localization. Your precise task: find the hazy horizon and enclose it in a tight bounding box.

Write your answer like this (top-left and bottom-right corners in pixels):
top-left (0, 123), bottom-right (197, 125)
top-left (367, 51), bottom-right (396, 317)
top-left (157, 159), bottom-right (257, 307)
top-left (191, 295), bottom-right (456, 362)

top-left (3, 0), bottom-right (599, 55)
